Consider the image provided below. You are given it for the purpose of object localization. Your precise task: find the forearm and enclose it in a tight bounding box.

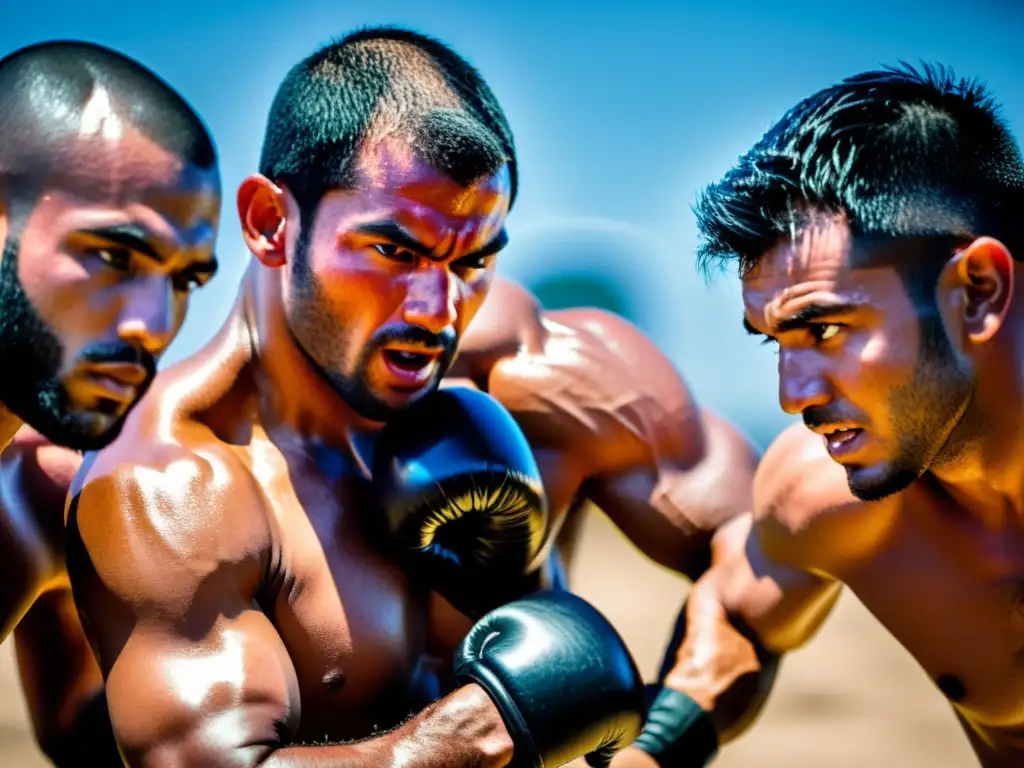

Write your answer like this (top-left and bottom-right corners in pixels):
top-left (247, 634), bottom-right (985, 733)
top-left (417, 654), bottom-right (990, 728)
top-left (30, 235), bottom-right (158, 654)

top-left (118, 685), bottom-right (513, 768)
top-left (41, 691), bottom-right (123, 768)
top-left (657, 595), bottom-right (779, 743)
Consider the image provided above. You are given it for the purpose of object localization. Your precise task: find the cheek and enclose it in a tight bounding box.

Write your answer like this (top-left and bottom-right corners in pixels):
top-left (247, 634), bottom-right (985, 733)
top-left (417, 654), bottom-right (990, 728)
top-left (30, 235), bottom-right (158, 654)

top-left (18, 250), bottom-right (119, 335)
top-left (835, 324), bottom-right (922, 410)
top-left (455, 274), bottom-right (493, 331)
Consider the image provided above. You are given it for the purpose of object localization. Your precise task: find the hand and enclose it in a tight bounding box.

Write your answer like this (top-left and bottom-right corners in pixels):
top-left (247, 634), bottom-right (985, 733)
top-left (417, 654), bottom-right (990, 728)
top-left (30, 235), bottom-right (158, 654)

top-left (372, 386), bottom-right (549, 618)
top-left (454, 590), bottom-right (646, 767)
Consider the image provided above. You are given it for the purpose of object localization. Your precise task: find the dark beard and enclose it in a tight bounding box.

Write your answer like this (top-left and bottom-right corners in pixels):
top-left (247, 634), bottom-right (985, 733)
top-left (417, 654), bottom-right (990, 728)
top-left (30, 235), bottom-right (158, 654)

top-left (287, 235), bottom-right (456, 422)
top-left (0, 236), bottom-right (155, 450)
top-left (847, 304), bottom-right (973, 502)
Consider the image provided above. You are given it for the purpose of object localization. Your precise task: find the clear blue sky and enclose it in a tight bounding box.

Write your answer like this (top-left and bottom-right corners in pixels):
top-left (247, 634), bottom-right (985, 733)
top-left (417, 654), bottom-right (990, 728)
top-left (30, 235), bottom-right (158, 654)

top-left (4, 0), bottom-right (1023, 446)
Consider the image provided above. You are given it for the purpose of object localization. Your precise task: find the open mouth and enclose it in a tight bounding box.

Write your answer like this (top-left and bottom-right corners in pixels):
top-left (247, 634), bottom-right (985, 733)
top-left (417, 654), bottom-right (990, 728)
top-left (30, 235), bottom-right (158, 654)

top-left (824, 427), bottom-right (863, 455)
top-left (382, 349), bottom-right (435, 371)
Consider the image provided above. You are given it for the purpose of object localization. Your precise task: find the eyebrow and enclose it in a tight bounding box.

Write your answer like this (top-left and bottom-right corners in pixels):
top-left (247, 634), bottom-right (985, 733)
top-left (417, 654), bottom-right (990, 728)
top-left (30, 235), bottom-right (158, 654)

top-left (79, 223), bottom-right (166, 261)
top-left (744, 302), bottom-right (862, 337)
top-left (353, 221), bottom-right (509, 261)
top-left (80, 223), bottom-right (219, 276)
top-left (184, 254), bottom-right (219, 276)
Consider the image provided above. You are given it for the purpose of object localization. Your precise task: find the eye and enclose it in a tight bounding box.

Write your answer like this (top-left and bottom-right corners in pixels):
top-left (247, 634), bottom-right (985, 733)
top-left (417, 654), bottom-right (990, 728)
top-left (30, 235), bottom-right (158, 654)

top-left (172, 270), bottom-right (210, 293)
top-left (452, 253), bottom-right (491, 273)
top-left (811, 323), bottom-right (843, 343)
top-left (91, 247), bottom-right (131, 271)
top-left (373, 243), bottom-right (416, 264)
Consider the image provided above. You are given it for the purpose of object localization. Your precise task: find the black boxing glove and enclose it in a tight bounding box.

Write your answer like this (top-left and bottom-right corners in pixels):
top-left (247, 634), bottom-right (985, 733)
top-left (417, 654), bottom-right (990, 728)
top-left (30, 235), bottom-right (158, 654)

top-left (633, 685), bottom-right (719, 767)
top-left (372, 386), bottom-right (548, 619)
top-left (454, 590), bottom-right (645, 768)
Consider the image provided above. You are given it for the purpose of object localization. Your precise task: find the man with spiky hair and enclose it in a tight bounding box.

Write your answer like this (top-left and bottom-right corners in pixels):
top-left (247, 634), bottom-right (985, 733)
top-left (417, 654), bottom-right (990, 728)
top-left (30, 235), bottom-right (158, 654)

top-left (611, 64), bottom-right (1024, 767)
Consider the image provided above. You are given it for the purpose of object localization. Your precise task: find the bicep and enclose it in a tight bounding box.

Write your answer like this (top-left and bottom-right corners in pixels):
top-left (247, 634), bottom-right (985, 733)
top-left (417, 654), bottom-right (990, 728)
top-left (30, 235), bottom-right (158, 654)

top-left (66, 457), bottom-right (299, 766)
top-left (586, 409), bottom-right (760, 580)
top-left (104, 608), bottom-right (300, 767)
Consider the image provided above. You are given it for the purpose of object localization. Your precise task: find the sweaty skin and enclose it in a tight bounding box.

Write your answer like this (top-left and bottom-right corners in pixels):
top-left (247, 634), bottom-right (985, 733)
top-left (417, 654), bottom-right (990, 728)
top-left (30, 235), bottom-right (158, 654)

top-left (678, 422), bottom-right (1024, 767)
top-left (14, 274), bottom-right (759, 766)
top-left (64, 275), bottom-right (760, 766)
top-left (66, 269), bottom-right (517, 767)
top-left (448, 275), bottom-right (760, 581)
top-left (646, 218), bottom-right (1024, 767)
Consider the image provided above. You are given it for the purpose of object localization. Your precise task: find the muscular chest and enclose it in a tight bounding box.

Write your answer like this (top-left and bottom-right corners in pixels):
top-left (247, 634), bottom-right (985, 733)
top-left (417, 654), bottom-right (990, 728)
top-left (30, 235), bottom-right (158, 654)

top-left (256, 451), bottom-right (433, 740)
top-left (843, 503), bottom-right (1024, 734)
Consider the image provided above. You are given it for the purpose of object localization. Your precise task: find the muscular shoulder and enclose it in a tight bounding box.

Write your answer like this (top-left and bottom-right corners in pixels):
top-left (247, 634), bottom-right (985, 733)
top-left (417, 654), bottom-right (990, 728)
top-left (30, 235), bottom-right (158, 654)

top-left (70, 383), bottom-right (271, 612)
top-left (753, 423), bottom-right (875, 571)
top-left (489, 305), bottom-right (702, 466)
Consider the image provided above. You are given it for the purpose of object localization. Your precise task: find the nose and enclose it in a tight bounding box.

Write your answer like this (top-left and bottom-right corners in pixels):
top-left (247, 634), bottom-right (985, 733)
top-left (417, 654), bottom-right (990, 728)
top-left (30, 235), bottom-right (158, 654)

top-left (402, 266), bottom-right (456, 335)
top-left (778, 349), bottom-right (834, 415)
top-left (116, 276), bottom-right (178, 356)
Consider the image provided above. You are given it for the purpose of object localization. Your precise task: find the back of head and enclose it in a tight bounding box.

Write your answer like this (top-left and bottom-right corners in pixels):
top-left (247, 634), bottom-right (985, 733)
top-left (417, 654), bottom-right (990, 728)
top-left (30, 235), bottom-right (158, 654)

top-left (0, 39), bottom-right (217, 210)
top-left (258, 26), bottom-right (517, 219)
top-left (695, 62), bottom-right (1024, 278)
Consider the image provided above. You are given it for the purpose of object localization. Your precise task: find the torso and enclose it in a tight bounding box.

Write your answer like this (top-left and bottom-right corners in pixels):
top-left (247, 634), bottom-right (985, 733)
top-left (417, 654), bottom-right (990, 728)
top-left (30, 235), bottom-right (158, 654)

top-left (792, 441), bottom-right (1024, 763)
top-left (114, 285), bottom-right (604, 744)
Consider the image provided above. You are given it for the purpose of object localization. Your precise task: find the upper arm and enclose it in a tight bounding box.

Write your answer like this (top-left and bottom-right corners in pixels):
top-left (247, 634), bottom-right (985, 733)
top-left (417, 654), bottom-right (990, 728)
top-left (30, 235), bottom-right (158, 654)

top-left (0, 428), bottom-right (82, 639)
top-left (490, 308), bottom-right (759, 577)
top-left (66, 444), bottom-right (299, 767)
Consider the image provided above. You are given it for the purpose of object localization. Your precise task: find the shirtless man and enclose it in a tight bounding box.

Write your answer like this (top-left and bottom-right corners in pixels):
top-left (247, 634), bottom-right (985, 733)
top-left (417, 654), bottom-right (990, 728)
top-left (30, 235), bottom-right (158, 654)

top-left (16, 254), bottom-right (763, 763)
top-left (0, 40), bottom-right (220, 763)
top-left (62, 28), bottom-right (683, 767)
top-left (610, 65), bottom-right (1024, 767)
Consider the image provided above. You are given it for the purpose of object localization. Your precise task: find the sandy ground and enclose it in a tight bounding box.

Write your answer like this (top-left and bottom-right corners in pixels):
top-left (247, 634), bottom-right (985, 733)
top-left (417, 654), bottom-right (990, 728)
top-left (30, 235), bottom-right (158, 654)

top-left (0, 508), bottom-right (978, 767)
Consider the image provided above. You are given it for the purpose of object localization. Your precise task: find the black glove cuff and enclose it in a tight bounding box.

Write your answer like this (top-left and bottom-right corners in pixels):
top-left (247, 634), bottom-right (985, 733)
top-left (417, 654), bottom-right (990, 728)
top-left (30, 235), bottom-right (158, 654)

top-left (633, 687), bottom-right (719, 767)
top-left (455, 660), bottom-right (542, 768)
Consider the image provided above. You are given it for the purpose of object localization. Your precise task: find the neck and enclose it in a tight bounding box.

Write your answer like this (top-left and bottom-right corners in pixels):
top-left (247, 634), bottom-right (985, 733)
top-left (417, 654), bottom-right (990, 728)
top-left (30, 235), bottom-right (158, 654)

top-left (0, 403), bottom-right (22, 454)
top-left (244, 263), bottom-right (381, 462)
top-left (930, 331), bottom-right (1024, 513)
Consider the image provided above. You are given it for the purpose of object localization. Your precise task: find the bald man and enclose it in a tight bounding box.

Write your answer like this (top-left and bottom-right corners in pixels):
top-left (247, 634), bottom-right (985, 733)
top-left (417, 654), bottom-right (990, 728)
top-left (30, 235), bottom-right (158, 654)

top-left (0, 39), bottom-right (220, 762)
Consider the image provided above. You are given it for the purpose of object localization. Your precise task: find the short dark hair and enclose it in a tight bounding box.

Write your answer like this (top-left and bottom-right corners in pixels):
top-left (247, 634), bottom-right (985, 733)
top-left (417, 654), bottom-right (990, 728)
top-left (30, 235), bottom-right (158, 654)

top-left (0, 40), bottom-right (216, 209)
top-left (258, 26), bottom-right (517, 221)
top-left (694, 62), bottom-right (1024, 280)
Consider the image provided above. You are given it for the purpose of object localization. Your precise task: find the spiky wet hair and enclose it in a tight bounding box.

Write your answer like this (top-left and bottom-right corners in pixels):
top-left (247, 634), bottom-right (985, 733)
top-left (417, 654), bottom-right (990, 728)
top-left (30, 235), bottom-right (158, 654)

top-left (694, 62), bottom-right (1024, 279)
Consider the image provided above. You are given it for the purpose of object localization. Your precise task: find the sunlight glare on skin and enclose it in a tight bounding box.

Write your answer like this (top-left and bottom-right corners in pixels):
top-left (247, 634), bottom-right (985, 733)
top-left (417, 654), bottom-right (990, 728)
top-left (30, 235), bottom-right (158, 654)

top-left (162, 628), bottom-right (246, 710)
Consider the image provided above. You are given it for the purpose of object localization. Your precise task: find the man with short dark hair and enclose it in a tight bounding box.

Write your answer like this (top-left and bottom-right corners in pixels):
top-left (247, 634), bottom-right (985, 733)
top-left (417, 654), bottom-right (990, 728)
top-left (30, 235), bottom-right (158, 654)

top-left (0, 38), bottom-right (221, 764)
top-left (65, 28), bottom-right (658, 767)
top-left (613, 64), bottom-right (1024, 767)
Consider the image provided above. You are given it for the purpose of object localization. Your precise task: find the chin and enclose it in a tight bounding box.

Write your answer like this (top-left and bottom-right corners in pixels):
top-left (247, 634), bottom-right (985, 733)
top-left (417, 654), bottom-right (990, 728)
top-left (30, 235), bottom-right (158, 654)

top-left (846, 461), bottom-right (922, 502)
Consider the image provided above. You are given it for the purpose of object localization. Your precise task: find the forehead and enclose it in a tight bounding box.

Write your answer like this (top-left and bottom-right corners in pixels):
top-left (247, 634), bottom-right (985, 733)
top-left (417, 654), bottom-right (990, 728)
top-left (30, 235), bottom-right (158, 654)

top-left (37, 110), bottom-right (217, 206)
top-left (741, 215), bottom-right (911, 324)
top-left (38, 130), bottom-right (221, 234)
top-left (350, 135), bottom-right (511, 221)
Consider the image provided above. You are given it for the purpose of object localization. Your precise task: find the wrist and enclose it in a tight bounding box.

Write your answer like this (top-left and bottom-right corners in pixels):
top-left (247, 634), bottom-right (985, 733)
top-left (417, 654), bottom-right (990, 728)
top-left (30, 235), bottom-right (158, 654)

top-left (634, 687), bottom-right (718, 767)
top-left (454, 684), bottom-right (515, 767)
top-left (662, 672), bottom-right (716, 712)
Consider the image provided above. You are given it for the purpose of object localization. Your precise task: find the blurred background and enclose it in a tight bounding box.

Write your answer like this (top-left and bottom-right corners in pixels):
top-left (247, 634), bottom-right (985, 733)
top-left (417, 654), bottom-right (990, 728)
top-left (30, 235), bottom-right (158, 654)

top-left (2, 0), bottom-right (1023, 764)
